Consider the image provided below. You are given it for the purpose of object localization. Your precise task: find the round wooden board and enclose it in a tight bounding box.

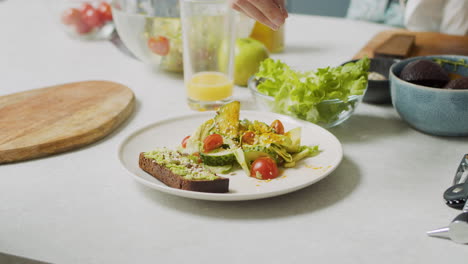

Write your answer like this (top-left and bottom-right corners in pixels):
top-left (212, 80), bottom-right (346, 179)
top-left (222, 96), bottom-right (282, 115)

top-left (0, 80), bottom-right (135, 163)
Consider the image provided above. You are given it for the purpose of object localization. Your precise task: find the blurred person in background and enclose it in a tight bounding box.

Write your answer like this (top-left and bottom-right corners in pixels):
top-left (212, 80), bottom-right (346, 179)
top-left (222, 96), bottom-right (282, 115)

top-left (232, 0), bottom-right (467, 35)
top-left (346, 0), bottom-right (467, 35)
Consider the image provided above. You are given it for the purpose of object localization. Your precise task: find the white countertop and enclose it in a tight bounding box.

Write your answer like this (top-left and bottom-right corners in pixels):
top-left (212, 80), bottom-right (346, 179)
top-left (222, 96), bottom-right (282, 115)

top-left (1, 0), bottom-right (467, 263)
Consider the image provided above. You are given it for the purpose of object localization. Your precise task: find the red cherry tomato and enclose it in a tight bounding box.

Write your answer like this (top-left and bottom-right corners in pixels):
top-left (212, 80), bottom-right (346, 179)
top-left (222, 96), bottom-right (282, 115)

top-left (250, 157), bottom-right (279, 180)
top-left (147, 36), bottom-right (170, 56)
top-left (97, 2), bottom-right (113, 22)
top-left (61, 8), bottom-right (81, 25)
top-left (181, 135), bottom-right (190, 148)
top-left (271, 119), bottom-right (284, 134)
top-left (203, 134), bottom-right (223, 153)
top-left (74, 20), bottom-right (92, 34)
top-left (81, 7), bottom-right (104, 28)
top-left (242, 131), bottom-right (255, 145)
top-left (80, 3), bottom-right (94, 13)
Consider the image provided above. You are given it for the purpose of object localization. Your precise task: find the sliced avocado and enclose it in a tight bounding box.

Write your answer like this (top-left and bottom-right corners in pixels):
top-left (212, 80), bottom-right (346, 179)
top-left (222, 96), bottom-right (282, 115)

top-left (183, 119), bottom-right (215, 154)
top-left (215, 101), bottom-right (240, 139)
top-left (400, 59), bottom-right (449, 88)
top-left (292, 145), bottom-right (320, 162)
top-left (233, 147), bottom-right (250, 176)
top-left (269, 144), bottom-right (293, 163)
top-left (284, 127), bottom-right (302, 153)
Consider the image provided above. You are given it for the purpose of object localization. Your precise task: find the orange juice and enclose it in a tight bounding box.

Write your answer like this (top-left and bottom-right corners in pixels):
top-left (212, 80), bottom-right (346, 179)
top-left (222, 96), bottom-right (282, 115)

top-left (187, 72), bottom-right (233, 101)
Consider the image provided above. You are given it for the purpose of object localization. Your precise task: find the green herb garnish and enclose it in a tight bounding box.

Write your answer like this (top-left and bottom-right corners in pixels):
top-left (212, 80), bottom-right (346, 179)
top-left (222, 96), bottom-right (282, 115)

top-left (433, 58), bottom-right (468, 71)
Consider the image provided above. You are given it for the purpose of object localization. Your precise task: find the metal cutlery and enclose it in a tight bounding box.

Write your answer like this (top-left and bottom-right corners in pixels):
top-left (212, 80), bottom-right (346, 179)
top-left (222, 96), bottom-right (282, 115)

top-left (427, 154), bottom-right (468, 244)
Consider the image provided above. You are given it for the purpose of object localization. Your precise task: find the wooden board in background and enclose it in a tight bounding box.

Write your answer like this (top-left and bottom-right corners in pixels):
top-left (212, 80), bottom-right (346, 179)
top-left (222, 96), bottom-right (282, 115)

top-left (354, 29), bottom-right (468, 59)
top-left (0, 81), bottom-right (135, 164)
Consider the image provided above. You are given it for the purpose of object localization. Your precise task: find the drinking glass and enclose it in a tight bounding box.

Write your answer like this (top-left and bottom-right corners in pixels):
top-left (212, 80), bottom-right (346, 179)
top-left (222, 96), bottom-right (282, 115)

top-left (180, 0), bottom-right (236, 111)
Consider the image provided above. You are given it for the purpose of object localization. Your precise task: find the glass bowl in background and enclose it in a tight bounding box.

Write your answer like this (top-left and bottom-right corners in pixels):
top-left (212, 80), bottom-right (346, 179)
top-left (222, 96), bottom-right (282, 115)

top-left (111, 0), bottom-right (255, 73)
top-left (111, 0), bottom-right (183, 72)
top-left (58, 0), bottom-right (115, 40)
top-left (248, 78), bottom-right (364, 128)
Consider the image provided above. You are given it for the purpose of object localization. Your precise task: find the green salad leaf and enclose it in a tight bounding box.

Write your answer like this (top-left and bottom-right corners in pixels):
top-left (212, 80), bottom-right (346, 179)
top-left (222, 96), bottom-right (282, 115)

top-left (255, 58), bottom-right (370, 124)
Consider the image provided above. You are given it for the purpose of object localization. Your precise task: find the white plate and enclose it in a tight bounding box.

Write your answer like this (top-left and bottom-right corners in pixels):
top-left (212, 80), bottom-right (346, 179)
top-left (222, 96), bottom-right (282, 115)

top-left (118, 111), bottom-right (343, 201)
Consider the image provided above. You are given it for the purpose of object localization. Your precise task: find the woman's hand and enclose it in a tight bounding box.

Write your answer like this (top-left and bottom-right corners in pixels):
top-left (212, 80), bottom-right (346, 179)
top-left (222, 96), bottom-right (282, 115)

top-left (230, 0), bottom-right (288, 30)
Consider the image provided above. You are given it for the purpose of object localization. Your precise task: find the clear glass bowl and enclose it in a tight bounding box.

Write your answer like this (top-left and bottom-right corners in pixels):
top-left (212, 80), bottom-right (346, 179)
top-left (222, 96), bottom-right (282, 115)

top-left (110, 0), bottom-right (255, 73)
top-left (248, 78), bottom-right (364, 128)
top-left (58, 0), bottom-right (115, 40)
top-left (111, 0), bottom-right (183, 72)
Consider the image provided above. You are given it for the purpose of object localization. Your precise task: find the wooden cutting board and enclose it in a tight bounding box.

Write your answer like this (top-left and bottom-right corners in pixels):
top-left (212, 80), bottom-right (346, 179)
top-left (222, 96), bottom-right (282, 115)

top-left (0, 81), bottom-right (135, 164)
top-left (353, 29), bottom-right (468, 59)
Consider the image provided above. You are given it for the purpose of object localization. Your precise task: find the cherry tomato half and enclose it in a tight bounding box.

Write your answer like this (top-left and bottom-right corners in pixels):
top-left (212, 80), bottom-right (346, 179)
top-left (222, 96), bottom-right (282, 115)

top-left (250, 157), bottom-right (279, 180)
top-left (82, 7), bottom-right (104, 28)
top-left (147, 36), bottom-right (170, 56)
top-left (271, 119), bottom-right (284, 134)
top-left (181, 135), bottom-right (190, 148)
top-left (97, 2), bottom-right (113, 22)
top-left (242, 131), bottom-right (255, 145)
top-left (203, 134), bottom-right (223, 153)
top-left (61, 8), bottom-right (81, 25)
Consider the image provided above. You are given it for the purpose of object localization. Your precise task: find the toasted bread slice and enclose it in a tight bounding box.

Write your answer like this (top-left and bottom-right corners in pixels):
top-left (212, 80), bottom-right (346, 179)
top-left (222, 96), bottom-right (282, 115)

top-left (139, 152), bottom-right (229, 193)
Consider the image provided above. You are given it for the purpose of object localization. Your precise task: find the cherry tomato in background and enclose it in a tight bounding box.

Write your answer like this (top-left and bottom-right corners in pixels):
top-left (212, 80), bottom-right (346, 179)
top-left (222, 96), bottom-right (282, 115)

top-left (147, 36), bottom-right (170, 56)
top-left (250, 157), bottom-right (279, 180)
top-left (181, 135), bottom-right (190, 148)
top-left (80, 3), bottom-right (94, 13)
top-left (242, 131), bottom-right (256, 145)
top-left (203, 134), bottom-right (223, 153)
top-left (98, 2), bottom-right (113, 22)
top-left (82, 7), bottom-right (104, 28)
top-left (61, 8), bottom-right (81, 25)
top-left (271, 119), bottom-right (284, 134)
top-left (74, 20), bottom-right (92, 34)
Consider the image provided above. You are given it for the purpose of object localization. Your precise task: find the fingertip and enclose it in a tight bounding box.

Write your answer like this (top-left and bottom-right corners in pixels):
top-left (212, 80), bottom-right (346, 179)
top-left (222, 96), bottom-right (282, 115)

top-left (232, 4), bottom-right (242, 12)
top-left (273, 17), bottom-right (285, 28)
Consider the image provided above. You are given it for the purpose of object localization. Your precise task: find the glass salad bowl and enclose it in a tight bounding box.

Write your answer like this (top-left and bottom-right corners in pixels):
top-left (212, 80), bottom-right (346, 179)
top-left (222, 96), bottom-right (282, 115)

top-left (248, 58), bottom-right (369, 128)
top-left (248, 78), bottom-right (365, 128)
top-left (111, 0), bottom-right (255, 73)
top-left (248, 78), bottom-right (363, 128)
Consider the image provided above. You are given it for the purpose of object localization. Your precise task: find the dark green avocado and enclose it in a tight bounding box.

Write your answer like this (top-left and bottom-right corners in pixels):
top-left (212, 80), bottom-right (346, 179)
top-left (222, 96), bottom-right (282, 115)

top-left (400, 59), bottom-right (450, 88)
top-left (444, 77), bottom-right (468, 90)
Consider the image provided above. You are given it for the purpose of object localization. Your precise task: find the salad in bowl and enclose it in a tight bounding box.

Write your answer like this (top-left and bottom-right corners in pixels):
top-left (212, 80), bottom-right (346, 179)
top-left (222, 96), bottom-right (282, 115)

top-left (249, 58), bottom-right (370, 128)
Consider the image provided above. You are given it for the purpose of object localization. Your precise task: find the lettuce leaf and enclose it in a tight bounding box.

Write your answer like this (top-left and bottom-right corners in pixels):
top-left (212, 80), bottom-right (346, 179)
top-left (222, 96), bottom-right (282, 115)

top-left (255, 58), bottom-right (370, 124)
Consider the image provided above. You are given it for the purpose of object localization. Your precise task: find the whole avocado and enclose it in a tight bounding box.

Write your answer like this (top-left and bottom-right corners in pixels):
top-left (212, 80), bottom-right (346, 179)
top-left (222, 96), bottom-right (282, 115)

top-left (400, 59), bottom-right (450, 88)
top-left (444, 77), bottom-right (468, 90)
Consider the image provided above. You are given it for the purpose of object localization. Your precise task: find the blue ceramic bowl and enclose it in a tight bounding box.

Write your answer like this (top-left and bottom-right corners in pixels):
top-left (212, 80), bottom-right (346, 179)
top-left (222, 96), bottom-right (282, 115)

top-left (390, 55), bottom-right (468, 136)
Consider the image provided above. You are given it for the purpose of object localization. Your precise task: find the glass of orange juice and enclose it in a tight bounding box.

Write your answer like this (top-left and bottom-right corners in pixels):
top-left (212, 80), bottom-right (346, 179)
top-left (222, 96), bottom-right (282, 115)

top-left (180, 0), bottom-right (235, 111)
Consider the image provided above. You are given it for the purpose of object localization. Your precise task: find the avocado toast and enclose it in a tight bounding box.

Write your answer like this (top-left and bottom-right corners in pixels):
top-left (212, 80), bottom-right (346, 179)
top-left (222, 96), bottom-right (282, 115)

top-left (139, 148), bottom-right (229, 193)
